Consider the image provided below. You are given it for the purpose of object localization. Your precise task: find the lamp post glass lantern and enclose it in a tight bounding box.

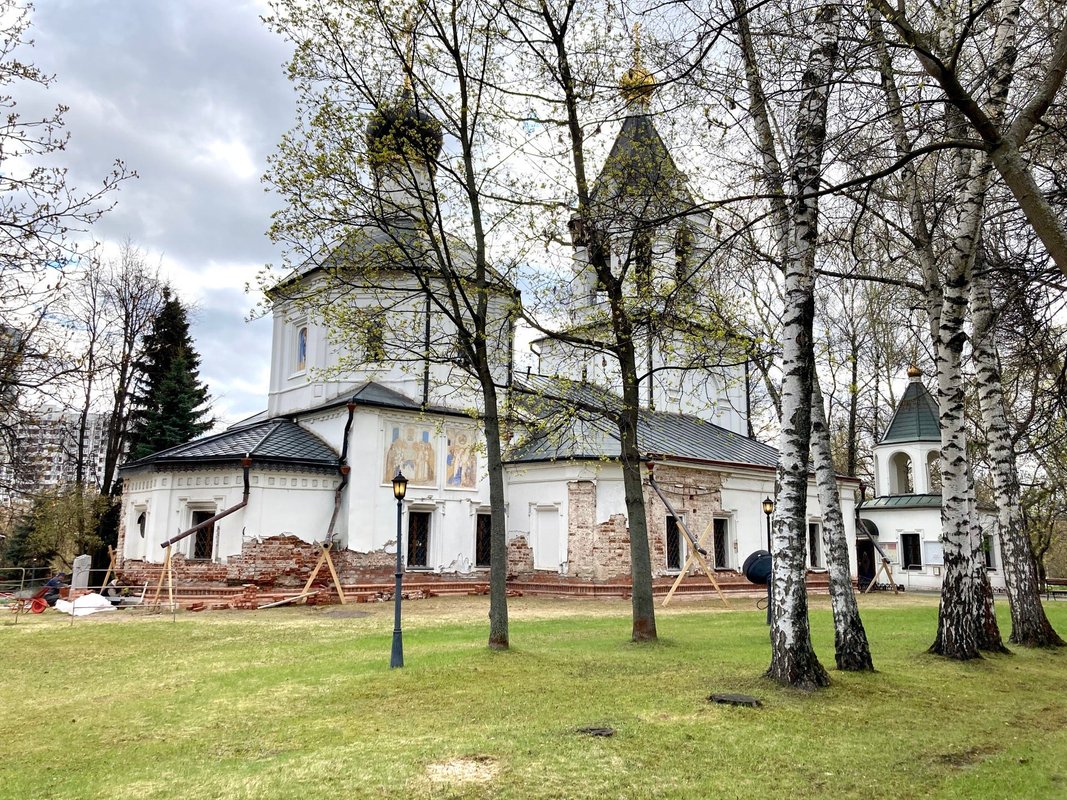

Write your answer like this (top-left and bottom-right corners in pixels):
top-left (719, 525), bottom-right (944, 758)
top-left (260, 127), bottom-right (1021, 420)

top-left (390, 470), bottom-right (408, 668)
top-left (762, 497), bottom-right (774, 626)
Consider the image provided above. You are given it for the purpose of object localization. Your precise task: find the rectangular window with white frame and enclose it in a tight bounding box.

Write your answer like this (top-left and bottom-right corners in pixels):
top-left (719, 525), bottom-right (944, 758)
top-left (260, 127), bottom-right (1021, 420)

top-left (407, 510), bottom-right (432, 569)
top-left (808, 521), bottom-right (822, 569)
top-left (900, 532), bottom-right (922, 570)
top-left (666, 514), bottom-right (684, 571)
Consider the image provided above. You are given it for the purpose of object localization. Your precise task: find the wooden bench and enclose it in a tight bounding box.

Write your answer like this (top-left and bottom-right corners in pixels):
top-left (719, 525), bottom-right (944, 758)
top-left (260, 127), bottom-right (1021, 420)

top-left (1044, 579), bottom-right (1067, 600)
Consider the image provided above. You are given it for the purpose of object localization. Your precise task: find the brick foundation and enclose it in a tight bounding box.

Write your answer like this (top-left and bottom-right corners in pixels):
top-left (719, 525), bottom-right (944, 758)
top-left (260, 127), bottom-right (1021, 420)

top-left (119, 534), bottom-right (398, 588)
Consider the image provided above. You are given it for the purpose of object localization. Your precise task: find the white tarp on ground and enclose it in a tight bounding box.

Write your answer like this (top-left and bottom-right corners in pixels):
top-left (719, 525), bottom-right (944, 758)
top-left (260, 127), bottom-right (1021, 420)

top-left (54, 592), bottom-right (117, 617)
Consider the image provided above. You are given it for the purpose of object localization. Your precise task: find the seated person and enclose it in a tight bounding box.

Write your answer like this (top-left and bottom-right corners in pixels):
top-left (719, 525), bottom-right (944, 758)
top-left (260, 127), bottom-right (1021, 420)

top-left (43, 572), bottom-right (67, 607)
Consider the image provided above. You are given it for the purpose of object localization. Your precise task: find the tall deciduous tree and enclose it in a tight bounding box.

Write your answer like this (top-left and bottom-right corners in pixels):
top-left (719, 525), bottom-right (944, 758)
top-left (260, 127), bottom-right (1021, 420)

top-left (873, 0), bottom-right (1067, 278)
top-left (0, 1), bottom-right (130, 462)
top-left (266, 0), bottom-right (519, 649)
top-left (499, 1), bottom-right (676, 643)
top-left (730, 0), bottom-right (872, 675)
top-left (98, 243), bottom-right (165, 496)
top-left (763, 2), bottom-right (840, 688)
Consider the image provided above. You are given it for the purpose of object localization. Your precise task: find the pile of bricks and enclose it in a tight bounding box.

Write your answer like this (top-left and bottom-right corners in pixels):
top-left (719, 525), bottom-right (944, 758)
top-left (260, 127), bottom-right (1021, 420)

top-left (231, 584), bottom-right (259, 610)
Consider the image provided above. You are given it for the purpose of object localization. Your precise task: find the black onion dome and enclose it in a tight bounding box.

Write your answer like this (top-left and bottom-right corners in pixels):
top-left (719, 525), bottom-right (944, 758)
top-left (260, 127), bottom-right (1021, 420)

top-left (365, 89), bottom-right (443, 168)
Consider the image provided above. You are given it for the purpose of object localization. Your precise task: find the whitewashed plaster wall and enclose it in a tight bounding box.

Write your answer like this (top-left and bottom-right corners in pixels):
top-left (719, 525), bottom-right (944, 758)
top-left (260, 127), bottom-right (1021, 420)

top-left (267, 275), bottom-right (512, 419)
top-left (121, 467), bottom-right (339, 563)
top-left (720, 470), bottom-right (859, 575)
top-left (534, 337), bottom-right (748, 435)
top-left (325, 406), bottom-right (492, 573)
top-left (503, 461), bottom-right (597, 573)
top-left (858, 506), bottom-right (1005, 591)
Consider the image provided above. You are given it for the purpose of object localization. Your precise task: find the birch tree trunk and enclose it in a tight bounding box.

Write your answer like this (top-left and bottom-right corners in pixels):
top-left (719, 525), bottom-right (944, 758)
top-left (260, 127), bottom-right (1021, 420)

top-left (929, 157), bottom-right (1006, 658)
top-left (970, 269), bottom-right (1064, 647)
top-left (811, 377), bottom-right (873, 670)
top-left (767, 3), bottom-right (840, 690)
top-left (870, 9), bottom-right (1005, 657)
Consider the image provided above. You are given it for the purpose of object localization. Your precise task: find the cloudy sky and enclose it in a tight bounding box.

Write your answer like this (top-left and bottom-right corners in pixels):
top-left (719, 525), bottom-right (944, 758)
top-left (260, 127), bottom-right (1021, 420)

top-left (27, 1), bottom-right (297, 426)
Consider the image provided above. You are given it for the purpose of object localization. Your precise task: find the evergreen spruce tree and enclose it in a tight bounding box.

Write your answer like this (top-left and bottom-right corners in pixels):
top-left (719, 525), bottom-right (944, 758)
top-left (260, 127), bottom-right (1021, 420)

top-left (127, 290), bottom-right (212, 461)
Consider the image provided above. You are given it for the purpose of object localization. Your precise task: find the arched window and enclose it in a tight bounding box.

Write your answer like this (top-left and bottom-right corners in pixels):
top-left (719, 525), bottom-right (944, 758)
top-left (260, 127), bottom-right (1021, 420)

top-left (633, 228), bottom-right (653, 294)
top-left (927, 450), bottom-right (942, 493)
top-left (889, 451), bottom-right (914, 494)
top-left (674, 223), bottom-right (693, 283)
top-left (136, 511), bottom-right (147, 538)
top-left (295, 326), bottom-right (308, 372)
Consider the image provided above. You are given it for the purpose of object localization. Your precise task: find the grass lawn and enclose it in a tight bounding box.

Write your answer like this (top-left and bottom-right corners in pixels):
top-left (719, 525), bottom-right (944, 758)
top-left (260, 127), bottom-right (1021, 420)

top-left (2, 593), bottom-right (1066, 800)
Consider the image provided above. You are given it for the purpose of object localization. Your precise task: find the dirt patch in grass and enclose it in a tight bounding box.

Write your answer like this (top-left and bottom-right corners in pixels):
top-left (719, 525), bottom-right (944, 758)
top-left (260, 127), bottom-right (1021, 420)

top-left (933, 745), bottom-right (1000, 769)
top-left (425, 755), bottom-right (498, 785)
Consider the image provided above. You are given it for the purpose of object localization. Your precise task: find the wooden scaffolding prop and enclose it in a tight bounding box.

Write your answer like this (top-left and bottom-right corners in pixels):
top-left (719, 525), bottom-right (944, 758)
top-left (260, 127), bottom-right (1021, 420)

top-left (99, 545), bottom-right (117, 591)
top-left (149, 457), bottom-right (253, 613)
top-left (272, 458), bottom-right (354, 608)
top-left (647, 467), bottom-right (730, 609)
top-left (149, 544), bottom-right (178, 613)
top-left (296, 541), bottom-right (347, 605)
top-left (862, 535), bottom-right (900, 594)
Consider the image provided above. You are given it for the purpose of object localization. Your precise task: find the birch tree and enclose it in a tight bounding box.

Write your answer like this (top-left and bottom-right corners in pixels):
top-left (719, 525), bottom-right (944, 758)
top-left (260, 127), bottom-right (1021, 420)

top-left (873, 0), bottom-right (1067, 279)
top-left (729, 0), bottom-right (870, 676)
top-left (762, 2), bottom-right (841, 688)
top-left (970, 261), bottom-right (1063, 646)
top-left (862, 0), bottom-right (1067, 655)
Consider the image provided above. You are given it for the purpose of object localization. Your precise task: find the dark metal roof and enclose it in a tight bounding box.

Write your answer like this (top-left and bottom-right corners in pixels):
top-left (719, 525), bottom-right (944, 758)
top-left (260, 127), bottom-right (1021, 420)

top-left (859, 493), bottom-right (942, 510)
top-left (857, 518), bottom-right (880, 538)
top-left (590, 113), bottom-right (694, 211)
top-left (509, 375), bottom-right (778, 469)
top-left (305, 380), bottom-right (465, 418)
top-left (121, 419), bottom-right (339, 473)
top-left (881, 378), bottom-right (940, 444)
top-left (270, 220), bottom-right (515, 297)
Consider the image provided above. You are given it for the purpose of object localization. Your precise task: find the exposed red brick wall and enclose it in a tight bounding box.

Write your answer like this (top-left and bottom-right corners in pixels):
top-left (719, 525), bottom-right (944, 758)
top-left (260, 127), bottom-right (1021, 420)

top-left (225, 535), bottom-right (396, 586)
top-left (120, 554), bottom-right (227, 586)
top-left (119, 535), bottom-right (396, 587)
top-left (643, 465), bottom-right (724, 577)
top-left (590, 514), bottom-right (631, 579)
top-left (557, 465), bottom-right (726, 583)
top-left (507, 534), bottom-right (534, 577)
top-left (566, 481), bottom-right (597, 579)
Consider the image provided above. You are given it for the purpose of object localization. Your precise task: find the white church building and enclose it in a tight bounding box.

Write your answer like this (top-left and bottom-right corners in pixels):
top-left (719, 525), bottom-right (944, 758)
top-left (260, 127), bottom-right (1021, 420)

top-left (116, 62), bottom-right (860, 596)
top-left (856, 367), bottom-right (1003, 592)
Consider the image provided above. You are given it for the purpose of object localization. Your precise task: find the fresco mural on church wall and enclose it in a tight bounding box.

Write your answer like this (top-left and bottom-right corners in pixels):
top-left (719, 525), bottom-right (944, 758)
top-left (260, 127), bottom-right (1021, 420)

top-left (383, 422), bottom-right (437, 486)
top-left (445, 426), bottom-right (478, 489)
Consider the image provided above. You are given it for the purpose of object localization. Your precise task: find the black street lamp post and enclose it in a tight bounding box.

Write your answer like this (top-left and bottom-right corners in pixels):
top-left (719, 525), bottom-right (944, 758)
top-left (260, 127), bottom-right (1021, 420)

top-left (762, 497), bottom-right (774, 627)
top-left (390, 470), bottom-right (408, 668)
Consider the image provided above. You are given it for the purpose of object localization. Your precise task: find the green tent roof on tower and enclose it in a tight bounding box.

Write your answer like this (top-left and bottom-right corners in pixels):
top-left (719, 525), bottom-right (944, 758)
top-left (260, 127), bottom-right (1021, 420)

top-left (880, 366), bottom-right (940, 444)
